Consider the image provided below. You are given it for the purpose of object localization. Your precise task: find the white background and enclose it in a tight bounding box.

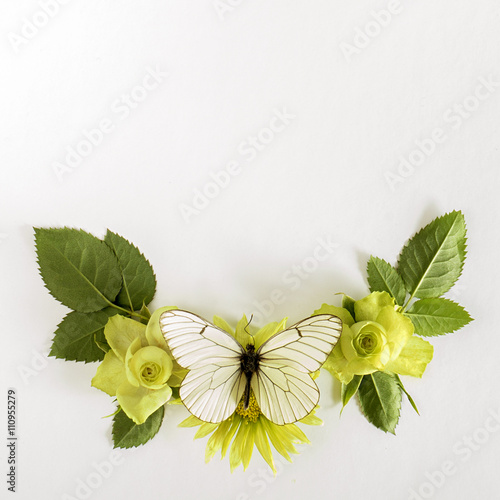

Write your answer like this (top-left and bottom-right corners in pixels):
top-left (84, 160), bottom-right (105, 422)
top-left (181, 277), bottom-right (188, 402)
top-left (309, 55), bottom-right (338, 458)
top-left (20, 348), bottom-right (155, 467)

top-left (1, 1), bottom-right (499, 499)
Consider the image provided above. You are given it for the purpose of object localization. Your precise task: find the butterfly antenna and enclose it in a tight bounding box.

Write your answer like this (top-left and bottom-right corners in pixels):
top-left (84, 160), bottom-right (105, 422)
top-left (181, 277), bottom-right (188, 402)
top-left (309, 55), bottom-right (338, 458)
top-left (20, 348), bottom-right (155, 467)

top-left (244, 315), bottom-right (254, 344)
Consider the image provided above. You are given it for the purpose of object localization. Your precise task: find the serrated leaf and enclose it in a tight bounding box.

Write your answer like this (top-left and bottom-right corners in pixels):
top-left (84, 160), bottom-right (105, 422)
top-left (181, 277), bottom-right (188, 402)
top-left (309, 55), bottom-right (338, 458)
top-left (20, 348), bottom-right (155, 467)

top-left (358, 372), bottom-right (401, 434)
top-left (341, 294), bottom-right (356, 319)
top-left (405, 298), bottom-right (472, 336)
top-left (398, 211), bottom-right (467, 300)
top-left (395, 375), bottom-right (419, 415)
top-left (112, 406), bottom-right (164, 448)
top-left (35, 227), bottom-right (122, 312)
top-left (104, 230), bottom-right (156, 311)
top-left (367, 256), bottom-right (406, 305)
top-left (341, 375), bottom-right (362, 412)
top-left (49, 308), bottom-right (120, 362)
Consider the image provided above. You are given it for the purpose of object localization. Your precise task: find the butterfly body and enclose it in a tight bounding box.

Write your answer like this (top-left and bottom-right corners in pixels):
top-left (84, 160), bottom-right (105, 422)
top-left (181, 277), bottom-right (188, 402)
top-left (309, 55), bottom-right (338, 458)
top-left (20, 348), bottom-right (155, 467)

top-left (240, 344), bottom-right (260, 409)
top-left (160, 309), bottom-right (342, 426)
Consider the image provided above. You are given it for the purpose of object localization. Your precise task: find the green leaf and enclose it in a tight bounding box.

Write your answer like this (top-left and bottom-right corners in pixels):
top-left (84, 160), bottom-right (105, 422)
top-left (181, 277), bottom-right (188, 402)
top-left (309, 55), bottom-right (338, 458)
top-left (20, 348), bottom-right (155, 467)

top-left (104, 230), bottom-right (156, 311)
top-left (341, 294), bottom-right (356, 320)
top-left (405, 297), bottom-right (472, 336)
top-left (35, 227), bottom-right (122, 312)
top-left (112, 405), bottom-right (164, 448)
top-left (398, 211), bottom-right (467, 300)
top-left (367, 256), bottom-right (406, 305)
top-left (358, 372), bottom-right (401, 434)
top-left (341, 375), bottom-right (362, 412)
top-left (395, 375), bottom-right (419, 415)
top-left (49, 308), bottom-right (120, 362)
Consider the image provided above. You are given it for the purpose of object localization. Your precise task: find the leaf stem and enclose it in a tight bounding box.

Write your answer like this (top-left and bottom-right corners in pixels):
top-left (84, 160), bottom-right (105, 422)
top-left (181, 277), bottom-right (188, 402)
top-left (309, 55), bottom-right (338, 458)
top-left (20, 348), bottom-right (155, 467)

top-left (401, 292), bottom-right (416, 313)
top-left (104, 298), bottom-right (149, 321)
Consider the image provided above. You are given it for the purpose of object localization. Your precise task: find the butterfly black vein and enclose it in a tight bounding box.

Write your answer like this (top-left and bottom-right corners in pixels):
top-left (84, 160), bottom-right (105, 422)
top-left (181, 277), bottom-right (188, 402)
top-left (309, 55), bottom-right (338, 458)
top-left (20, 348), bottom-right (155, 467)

top-left (159, 309), bottom-right (342, 426)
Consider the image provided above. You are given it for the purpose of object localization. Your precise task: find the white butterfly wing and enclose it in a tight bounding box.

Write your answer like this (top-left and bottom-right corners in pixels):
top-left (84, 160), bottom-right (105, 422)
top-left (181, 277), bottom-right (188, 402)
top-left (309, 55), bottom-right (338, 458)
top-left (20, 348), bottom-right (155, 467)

top-left (159, 309), bottom-right (246, 423)
top-left (252, 314), bottom-right (342, 425)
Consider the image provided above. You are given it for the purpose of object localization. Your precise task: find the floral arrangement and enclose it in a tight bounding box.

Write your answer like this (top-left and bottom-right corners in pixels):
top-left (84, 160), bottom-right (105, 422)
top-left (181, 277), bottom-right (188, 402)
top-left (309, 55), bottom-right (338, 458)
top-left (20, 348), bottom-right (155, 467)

top-left (35, 211), bottom-right (472, 473)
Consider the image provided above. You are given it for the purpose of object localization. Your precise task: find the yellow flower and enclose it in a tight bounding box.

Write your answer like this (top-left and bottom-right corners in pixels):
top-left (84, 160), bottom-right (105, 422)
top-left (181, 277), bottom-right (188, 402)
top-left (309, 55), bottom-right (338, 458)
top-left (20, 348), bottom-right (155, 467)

top-left (91, 312), bottom-right (181, 424)
top-left (316, 292), bottom-right (433, 384)
top-left (178, 315), bottom-right (322, 473)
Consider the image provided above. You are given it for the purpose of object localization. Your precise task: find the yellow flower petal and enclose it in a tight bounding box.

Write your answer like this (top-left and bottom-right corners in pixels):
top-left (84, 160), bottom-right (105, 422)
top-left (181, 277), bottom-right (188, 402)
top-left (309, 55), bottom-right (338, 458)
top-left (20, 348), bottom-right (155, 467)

top-left (282, 423), bottom-right (310, 445)
top-left (167, 365), bottom-right (187, 388)
top-left (261, 418), bottom-right (293, 462)
top-left (323, 341), bottom-right (356, 384)
top-left (126, 345), bottom-right (173, 389)
top-left (253, 318), bottom-right (287, 348)
top-left (105, 315), bottom-right (146, 362)
top-left (253, 420), bottom-right (276, 474)
top-left (213, 315), bottom-right (234, 335)
top-left (229, 421), bottom-right (251, 472)
top-left (354, 291), bottom-right (395, 322)
top-left (194, 423), bottom-right (219, 439)
top-left (91, 350), bottom-right (126, 396)
top-left (221, 416), bottom-right (242, 458)
top-left (242, 424), bottom-right (256, 470)
top-left (344, 358), bottom-right (379, 375)
top-left (299, 412), bottom-right (323, 426)
top-left (205, 419), bottom-right (233, 462)
top-left (375, 306), bottom-right (414, 361)
top-left (117, 382), bottom-right (172, 425)
top-left (385, 336), bottom-right (434, 377)
top-left (124, 337), bottom-right (144, 387)
top-left (235, 315), bottom-right (252, 348)
top-left (313, 304), bottom-right (355, 326)
top-left (145, 306), bottom-right (178, 349)
top-left (145, 307), bottom-right (186, 387)
top-left (178, 415), bottom-right (203, 428)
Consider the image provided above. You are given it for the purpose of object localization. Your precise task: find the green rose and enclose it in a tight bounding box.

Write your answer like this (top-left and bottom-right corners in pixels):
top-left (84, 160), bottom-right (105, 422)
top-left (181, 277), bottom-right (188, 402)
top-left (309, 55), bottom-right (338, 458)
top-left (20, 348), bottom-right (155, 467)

top-left (92, 311), bottom-right (179, 424)
top-left (316, 291), bottom-right (433, 384)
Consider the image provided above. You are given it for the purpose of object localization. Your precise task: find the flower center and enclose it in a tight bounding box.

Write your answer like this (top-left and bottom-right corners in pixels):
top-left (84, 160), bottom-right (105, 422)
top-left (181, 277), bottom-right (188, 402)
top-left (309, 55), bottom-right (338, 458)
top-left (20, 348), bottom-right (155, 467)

top-left (360, 335), bottom-right (375, 352)
top-left (236, 391), bottom-right (261, 423)
top-left (141, 362), bottom-right (160, 384)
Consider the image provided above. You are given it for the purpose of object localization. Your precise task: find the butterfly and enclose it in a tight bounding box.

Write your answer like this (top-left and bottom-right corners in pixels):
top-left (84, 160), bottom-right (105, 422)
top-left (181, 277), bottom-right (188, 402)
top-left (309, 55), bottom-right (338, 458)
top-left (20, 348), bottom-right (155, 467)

top-left (159, 309), bottom-right (342, 426)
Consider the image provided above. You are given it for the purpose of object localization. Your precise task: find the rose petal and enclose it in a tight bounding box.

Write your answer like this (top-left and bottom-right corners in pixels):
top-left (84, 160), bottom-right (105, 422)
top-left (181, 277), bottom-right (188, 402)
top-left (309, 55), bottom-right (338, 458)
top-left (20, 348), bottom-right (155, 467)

top-left (105, 315), bottom-right (147, 362)
top-left (313, 304), bottom-right (355, 326)
top-left (345, 357), bottom-right (379, 376)
top-left (340, 325), bottom-right (358, 361)
top-left (354, 291), bottom-right (395, 322)
top-left (145, 306), bottom-right (177, 350)
top-left (117, 382), bottom-right (172, 425)
top-left (376, 306), bottom-right (414, 361)
top-left (127, 345), bottom-right (173, 389)
top-left (125, 337), bottom-right (145, 387)
top-left (385, 336), bottom-right (434, 377)
top-left (91, 350), bottom-right (127, 396)
top-left (323, 343), bottom-right (354, 384)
